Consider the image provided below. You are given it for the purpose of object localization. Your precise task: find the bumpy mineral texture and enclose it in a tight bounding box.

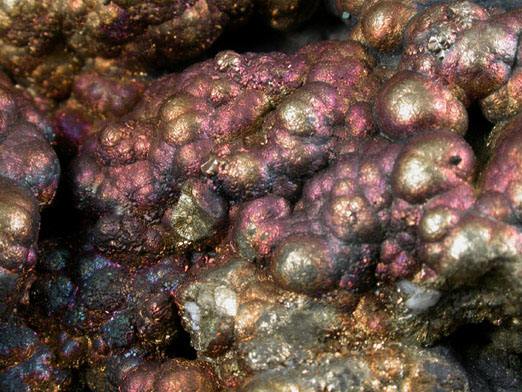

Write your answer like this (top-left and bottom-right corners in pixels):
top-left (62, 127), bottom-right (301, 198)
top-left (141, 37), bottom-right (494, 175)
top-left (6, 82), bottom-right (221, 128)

top-left (21, 240), bottom-right (188, 392)
top-left (0, 71), bottom-right (60, 319)
top-left (119, 358), bottom-right (219, 392)
top-left (332, 0), bottom-right (522, 121)
top-left (229, 0), bottom-right (522, 346)
top-left (0, 0), bottom-right (319, 99)
top-left (170, 2), bottom-right (522, 389)
top-left (399, 2), bottom-right (522, 106)
top-left (232, 131), bottom-right (475, 292)
top-left (229, 127), bottom-right (517, 348)
top-left (63, 2), bottom-right (522, 389)
top-left (53, 58), bottom-right (150, 155)
top-left (332, 0), bottom-right (521, 55)
top-left (4, 1), bottom-right (522, 391)
top-left (173, 118), bottom-right (522, 388)
top-left (0, 322), bottom-right (71, 392)
top-left (71, 40), bottom-right (381, 262)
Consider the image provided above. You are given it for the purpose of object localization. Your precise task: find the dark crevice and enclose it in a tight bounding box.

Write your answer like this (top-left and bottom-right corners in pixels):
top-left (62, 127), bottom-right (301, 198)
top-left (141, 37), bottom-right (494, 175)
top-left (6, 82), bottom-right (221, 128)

top-left (162, 5), bottom-right (347, 76)
top-left (440, 321), bottom-right (494, 350)
top-left (164, 318), bottom-right (197, 360)
top-left (449, 155), bottom-right (462, 165)
top-left (39, 157), bottom-right (85, 241)
top-left (439, 322), bottom-right (522, 392)
top-left (464, 104), bottom-right (494, 169)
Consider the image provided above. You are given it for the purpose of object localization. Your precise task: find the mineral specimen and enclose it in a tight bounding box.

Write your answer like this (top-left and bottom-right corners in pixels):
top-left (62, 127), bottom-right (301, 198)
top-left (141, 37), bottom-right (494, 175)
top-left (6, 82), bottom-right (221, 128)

top-left (2, 1), bottom-right (522, 391)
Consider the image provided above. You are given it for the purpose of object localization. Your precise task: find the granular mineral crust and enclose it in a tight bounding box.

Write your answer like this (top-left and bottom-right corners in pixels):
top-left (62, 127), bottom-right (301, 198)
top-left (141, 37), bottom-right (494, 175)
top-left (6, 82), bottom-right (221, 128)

top-left (176, 257), bottom-right (473, 391)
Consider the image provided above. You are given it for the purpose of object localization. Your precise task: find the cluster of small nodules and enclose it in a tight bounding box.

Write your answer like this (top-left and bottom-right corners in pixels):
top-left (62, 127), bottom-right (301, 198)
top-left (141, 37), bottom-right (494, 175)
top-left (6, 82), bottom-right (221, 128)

top-left (232, 130), bottom-right (476, 295)
top-left (400, 2), bottom-right (522, 106)
top-left (24, 243), bottom-right (188, 391)
top-left (71, 40), bottom-right (380, 257)
top-left (3, 2), bottom-right (522, 392)
top-left (333, 0), bottom-right (520, 56)
top-left (231, 0), bottom-right (522, 298)
top-left (119, 359), bottom-right (219, 392)
top-left (0, 73), bottom-right (59, 206)
top-left (0, 0), bottom-right (319, 98)
top-left (0, 323), bottom-right (70, 392)
top-left (53, 58), bottom-right (150, 154)
top-left (0, 71), bottom-right (60, 318)
top-left (335, 0), bottom-right (522, 119)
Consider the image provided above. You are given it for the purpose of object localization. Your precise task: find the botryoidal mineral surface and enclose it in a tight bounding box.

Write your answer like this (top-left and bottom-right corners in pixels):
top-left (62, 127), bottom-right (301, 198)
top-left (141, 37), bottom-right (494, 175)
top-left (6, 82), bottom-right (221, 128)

top-left (0, 70), bottom-right (60, 319)
top-left (1, 1), bottom-right (522, 391)
top-left (0, 0), bottom-right (319, 99)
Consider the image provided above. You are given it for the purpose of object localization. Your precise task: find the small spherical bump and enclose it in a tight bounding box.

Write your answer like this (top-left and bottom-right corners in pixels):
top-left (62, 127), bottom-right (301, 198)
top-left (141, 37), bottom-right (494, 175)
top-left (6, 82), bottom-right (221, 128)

top-left (119, 364), bottom-right (156, 392)
top-left (215, 50), bottom-right (242, 73)
top-left (278, 96), bottom-right (316, 137)
top-left (351, 1), bottom-right (417, 53)
top-left (100, 123), bottom-right (123, 148)
top-left (271, 234), bottom-right (338, 295)
top-left (154, 359), bottom-right (218, 392)
top-left (159, 94), bottom-right (197, 123)
top-left (391, 131), bottom-right (476, 204)
top-left (208, 78), bottom-right (240, 106)
top-left (276, 82), bottom-right (341, 138)
top-left (375, 71), bottom-right (468, 140)
top-left (419, 206), bottom-right (460, 243)
top-left (232, 195), bottom-right (292, 261)
top-left (162, 111), bottom-right (201, 146)
top-left (0, 178), bottom-right (39, 245)
top-left (80, 267), bottom-right (127, 312)
top-left (324, 193), bottom-right (379, 242)
top-left (211, 152), bottom-right (266, 197)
